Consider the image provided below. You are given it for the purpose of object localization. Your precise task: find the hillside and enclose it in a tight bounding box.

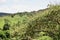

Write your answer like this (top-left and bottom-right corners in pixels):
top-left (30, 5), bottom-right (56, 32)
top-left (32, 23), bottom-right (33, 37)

top-left (0, 13), bottom-right (11, 16)
top-left (0, 5), bottom-right (60, 40)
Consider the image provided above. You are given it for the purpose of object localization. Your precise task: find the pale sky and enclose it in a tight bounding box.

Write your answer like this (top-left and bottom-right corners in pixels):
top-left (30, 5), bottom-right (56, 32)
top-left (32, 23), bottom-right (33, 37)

top-left (0, 0), bottom-right (60, 13)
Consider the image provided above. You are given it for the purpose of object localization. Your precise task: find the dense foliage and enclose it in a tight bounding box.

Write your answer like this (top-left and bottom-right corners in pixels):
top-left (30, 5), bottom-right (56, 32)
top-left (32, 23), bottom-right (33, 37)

top-left (0, 5), bottom-right (60, 40)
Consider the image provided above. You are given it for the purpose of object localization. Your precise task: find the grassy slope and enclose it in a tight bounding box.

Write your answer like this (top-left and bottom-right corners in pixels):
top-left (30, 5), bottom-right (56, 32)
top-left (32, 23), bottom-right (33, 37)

top-left (0, 5), bottom-right (60, 40)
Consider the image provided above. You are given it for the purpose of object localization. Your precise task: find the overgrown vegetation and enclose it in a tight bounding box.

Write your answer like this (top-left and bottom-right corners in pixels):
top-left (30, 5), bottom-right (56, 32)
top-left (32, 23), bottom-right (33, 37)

top-left (0, 5), bottom-right (60, 40)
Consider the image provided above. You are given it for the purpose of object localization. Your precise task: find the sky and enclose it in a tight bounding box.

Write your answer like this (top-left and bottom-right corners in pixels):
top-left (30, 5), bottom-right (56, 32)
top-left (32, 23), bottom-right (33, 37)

top-left (0, 0), bottom-right (60, 13)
